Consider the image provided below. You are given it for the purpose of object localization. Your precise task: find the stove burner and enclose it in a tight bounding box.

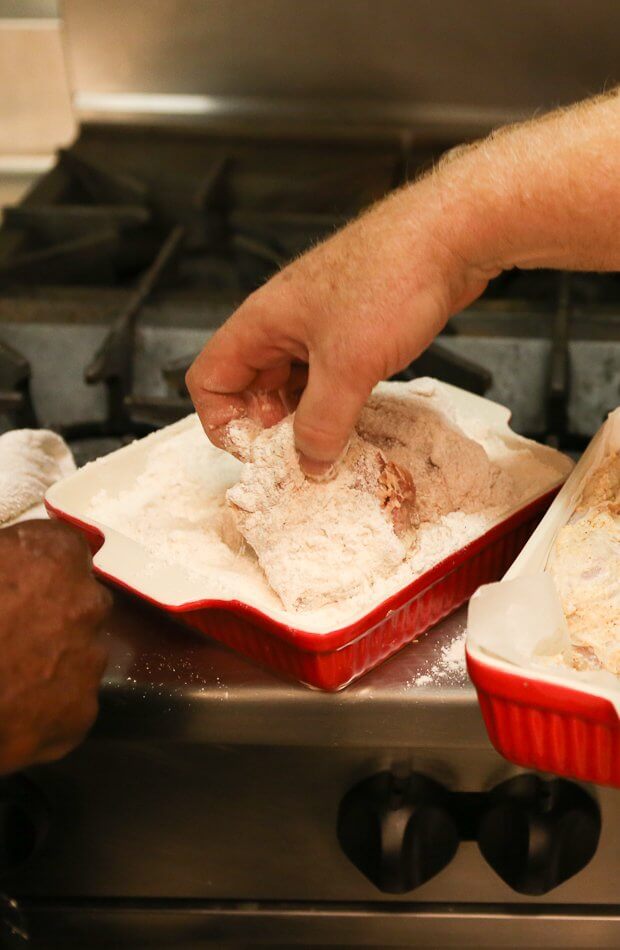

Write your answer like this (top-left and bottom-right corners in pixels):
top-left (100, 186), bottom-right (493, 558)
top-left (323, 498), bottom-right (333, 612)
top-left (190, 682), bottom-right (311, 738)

top-left (122, 334), bottom-right (494, 433)
top-left (231, 232), bottom-right (287, 290)
top-left (0, 228), bottom-right (120, 286)
top-left (0, 339), bottom-right (38, 429)
top-left (184, 153), bottom-right (229, 249)
top-left (58, 147), bottom-right (149, 207)
top-left (546, 272), bottom-right (571, 447)
top-left (64, 225), bottom-right (187, 440)
top-left (2, 203), bottom-right (150, 244)
top-left (123, 393), bottom-right (192, 429)
top-left (0, 149), bottom-right (157, 287)
top-left (392, 340), bottom-right (493, 395)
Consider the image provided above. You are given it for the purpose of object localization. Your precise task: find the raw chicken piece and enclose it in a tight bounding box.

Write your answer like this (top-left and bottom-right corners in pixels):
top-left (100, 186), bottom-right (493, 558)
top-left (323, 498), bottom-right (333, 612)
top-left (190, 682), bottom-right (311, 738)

top-left (357, 392), bottom-right (511, 522)
top-left (548, 450), bottom-right (620, 673)
top-left (226, 418), bottom-right (416, 611)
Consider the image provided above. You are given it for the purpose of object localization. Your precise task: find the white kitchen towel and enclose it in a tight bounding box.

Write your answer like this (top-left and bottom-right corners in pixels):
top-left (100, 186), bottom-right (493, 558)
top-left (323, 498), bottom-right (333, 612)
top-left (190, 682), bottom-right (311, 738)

top-left (0, 429), bottom-right (75, 526)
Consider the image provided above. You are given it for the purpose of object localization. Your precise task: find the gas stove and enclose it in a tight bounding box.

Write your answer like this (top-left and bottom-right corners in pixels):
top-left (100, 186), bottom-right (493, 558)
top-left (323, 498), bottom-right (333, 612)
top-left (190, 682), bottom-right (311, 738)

top-left (0, 124), bottom-right (620, 949)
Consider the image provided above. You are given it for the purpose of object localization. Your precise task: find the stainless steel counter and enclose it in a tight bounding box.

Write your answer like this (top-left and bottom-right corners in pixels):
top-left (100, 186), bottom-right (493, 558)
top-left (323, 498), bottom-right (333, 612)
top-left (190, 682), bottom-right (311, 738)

top-left (95, 593), bottom-right (483, 749)
top-left (10, 582), bottom-right (620, 949)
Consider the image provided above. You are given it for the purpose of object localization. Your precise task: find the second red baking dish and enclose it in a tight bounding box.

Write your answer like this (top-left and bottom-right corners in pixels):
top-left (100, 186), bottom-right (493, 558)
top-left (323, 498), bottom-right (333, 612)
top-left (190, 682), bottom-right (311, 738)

top-left (467, 408), bottom-right (620, 787)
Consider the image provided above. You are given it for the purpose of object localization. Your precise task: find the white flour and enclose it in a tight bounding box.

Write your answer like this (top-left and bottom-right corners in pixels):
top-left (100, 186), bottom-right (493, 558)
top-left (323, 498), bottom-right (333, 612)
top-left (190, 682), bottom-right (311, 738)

top-left (87, 379), bottom-right (567, 633)
top-left (409, 627), bottom-right (469, 688)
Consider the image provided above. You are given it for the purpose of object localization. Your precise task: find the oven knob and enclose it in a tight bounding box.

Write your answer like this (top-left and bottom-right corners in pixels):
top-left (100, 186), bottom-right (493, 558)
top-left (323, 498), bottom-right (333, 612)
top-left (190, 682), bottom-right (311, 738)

top-left (0, 776), bottom-right (48, 873)
top-left (337, 771), bottom-right (459, 893)
top-left (477, 774), bottom-right (600, 895)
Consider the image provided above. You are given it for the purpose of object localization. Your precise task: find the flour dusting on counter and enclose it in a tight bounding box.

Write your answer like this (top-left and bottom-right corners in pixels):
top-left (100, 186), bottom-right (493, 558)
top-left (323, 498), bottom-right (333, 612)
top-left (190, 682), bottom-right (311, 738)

top-left (409, 626), bottom-right (469, 688)
top-left (87, 379), bottom-right (568, 632)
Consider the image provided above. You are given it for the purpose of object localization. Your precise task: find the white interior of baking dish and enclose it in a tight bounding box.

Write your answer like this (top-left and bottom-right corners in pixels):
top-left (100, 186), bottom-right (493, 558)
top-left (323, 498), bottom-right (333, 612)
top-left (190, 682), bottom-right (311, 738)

top-left (46, 380), bottom-right (572, 634)
top-left (468, 408), bottom-right (620, 712)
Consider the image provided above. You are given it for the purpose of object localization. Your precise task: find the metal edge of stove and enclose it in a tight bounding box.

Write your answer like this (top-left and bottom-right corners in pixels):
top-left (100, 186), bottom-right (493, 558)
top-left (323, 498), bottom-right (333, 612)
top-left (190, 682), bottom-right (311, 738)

top-left (17, 899), bottom-right (620, 948)
top-left (92, 675), bottom-right (487, 749)
top-left (91, 604), bottom-right (487, 749)
top-left (71, 94), bottom-right (524, 142)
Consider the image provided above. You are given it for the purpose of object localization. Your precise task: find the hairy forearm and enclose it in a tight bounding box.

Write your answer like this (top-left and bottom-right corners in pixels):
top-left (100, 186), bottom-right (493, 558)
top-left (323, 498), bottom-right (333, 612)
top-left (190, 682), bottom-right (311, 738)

top-left (432, 88), bottom-right (620, 276)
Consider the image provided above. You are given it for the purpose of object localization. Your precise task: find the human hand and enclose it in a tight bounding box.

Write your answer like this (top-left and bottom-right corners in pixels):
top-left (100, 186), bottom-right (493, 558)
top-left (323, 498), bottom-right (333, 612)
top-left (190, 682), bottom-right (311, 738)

top-left (187, 175), bottom-right (492, 476)
top-left (0, 520), bottom-right (111, 774)
top-left (187, 88), bottom-right (620, 476)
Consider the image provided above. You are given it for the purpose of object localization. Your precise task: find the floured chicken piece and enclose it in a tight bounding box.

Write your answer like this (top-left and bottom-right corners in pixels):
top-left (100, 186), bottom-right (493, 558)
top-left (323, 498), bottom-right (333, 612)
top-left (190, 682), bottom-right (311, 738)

top-left (548, 451), bottom-right (620, 673)
top-left (226, 418), bottom-right (416, 611)
top-left (579, 450), bottom-right (620, 515)
top-left (221, 418), bottom-right (263, 463)
top-left (225, 390), bottom-right (512, 610)
top-left (357, 392), bottom-right (513, 521)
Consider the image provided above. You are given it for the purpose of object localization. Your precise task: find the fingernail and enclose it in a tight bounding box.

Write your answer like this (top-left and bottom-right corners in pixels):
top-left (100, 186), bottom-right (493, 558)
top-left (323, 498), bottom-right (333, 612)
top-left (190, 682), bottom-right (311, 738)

top-left (298, 453), bottom-right (336, 480)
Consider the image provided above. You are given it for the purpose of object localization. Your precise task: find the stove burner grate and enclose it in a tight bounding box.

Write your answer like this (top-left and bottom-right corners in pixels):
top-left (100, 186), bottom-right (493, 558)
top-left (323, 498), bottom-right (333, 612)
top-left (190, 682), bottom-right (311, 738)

top-left (0, 339), bottom-right (38, 429)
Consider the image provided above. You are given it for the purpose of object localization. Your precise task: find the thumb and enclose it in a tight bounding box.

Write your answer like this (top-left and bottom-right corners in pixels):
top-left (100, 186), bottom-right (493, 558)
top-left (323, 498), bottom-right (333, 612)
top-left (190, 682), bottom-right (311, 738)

top-left (293, 357), bottom-right (372, 477)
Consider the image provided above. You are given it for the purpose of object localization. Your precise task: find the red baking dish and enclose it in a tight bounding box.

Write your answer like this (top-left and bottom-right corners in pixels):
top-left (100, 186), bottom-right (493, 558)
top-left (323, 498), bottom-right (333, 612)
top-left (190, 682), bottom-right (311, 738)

top-left (46, 491), bottom-right (557, 690)
top-left (467, 408), bottom-right (620, 787)
top-left (466, 649), bottom-right (620, 787)
top-left (44, 383), bottom-right (571, 690)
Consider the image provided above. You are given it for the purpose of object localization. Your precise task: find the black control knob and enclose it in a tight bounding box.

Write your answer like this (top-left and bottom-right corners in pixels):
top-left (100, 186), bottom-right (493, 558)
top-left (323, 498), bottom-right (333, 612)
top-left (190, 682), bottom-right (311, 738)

top-left (0, 775), bottom-right (48, 875)
top-left (337, 771), bottom-right (459, 893)
top-left (477, 774), bottom-right (600, 895)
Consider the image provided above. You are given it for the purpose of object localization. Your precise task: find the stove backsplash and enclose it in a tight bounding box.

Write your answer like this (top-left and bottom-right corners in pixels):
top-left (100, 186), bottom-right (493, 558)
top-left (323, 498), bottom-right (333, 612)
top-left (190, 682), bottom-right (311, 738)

top-left (62, 0), bottom-right (620, 129)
